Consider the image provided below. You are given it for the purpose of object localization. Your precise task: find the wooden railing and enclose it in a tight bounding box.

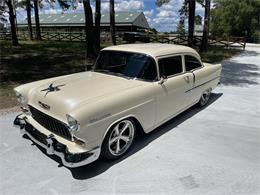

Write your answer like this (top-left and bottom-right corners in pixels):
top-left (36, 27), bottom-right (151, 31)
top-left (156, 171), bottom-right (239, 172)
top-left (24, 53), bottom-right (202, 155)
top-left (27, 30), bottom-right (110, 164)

top-left (149, 34), bottom-right (246, 50)
top-left (0, 31), bottom-right (246, 50)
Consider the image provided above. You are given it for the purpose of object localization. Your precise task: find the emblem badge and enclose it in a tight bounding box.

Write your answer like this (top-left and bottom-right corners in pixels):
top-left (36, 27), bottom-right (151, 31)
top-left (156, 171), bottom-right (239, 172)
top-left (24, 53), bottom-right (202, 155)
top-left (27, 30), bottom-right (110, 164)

top-left (38, 101), bottom-right (50, 110)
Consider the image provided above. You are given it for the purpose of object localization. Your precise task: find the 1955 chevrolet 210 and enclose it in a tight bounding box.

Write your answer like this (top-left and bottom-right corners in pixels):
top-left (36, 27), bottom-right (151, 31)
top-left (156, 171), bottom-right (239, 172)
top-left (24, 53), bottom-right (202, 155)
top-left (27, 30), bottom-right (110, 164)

top-left (14, 43), bottom-right (222, 167)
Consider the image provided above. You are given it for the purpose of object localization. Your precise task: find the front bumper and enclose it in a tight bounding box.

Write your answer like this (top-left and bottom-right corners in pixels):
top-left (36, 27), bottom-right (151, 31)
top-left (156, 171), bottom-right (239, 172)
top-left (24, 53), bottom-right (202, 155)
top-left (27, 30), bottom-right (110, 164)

top-left (13, 114), bottom-right (100, 168)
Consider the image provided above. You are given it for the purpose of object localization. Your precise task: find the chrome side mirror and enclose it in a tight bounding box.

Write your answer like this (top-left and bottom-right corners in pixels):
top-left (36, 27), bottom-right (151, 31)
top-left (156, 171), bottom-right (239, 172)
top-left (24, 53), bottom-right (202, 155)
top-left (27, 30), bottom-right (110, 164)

top-left (158, 77), bottom-right (166, 85)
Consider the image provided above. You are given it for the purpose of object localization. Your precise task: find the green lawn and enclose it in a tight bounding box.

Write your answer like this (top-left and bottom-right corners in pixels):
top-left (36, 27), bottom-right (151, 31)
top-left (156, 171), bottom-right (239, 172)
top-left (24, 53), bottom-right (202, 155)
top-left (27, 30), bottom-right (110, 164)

top-left (0, 40), bottom-right (241, 109)
top-left (199, 46), bottom-right (241, 63)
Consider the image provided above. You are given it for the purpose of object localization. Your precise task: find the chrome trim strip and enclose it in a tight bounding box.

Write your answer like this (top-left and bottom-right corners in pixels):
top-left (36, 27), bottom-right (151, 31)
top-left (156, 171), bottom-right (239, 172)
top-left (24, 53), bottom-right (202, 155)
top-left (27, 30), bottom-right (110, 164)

top-left (185, 76), bottom-right (220, 93)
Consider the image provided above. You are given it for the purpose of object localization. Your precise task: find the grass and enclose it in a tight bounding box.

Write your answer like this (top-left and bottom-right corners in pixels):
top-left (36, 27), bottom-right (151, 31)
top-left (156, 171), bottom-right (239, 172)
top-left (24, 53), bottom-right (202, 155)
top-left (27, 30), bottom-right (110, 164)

top-left (0, 83), bottom-right (19, 109)
top-left (0, 40), bottom-right (242, 110)
top-left (0, 40), bottom-right (94, 109)
top-left (199, 46), bottom-right (241, 63)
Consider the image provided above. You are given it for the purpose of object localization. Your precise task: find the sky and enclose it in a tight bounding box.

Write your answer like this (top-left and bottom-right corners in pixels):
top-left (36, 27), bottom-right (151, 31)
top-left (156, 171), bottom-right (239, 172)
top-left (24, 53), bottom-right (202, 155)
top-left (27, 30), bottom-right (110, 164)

top-left (14, 0), bottom-right (205, 32)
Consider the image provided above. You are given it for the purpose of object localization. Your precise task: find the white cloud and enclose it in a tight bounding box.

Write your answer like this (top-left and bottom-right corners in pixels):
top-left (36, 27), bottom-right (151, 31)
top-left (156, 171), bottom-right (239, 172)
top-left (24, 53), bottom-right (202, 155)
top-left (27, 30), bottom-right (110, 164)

top-left (41, 8), bottom-right (62, 15)
top-left (14, 0), bottom-right (205, 32)
top-left (150, 0), bottom-right (205, 32)
top-left (144, 9), bottom-right (154, 18)
top-left (16, 7), bottom-right (27, 22)
top-left (196, 2), bottom-right (204, 16)
top-left (150, 0), bottom-right (184, 32)
top-left (101, 0), bottom-right (144, 13)
top-left (144, 9), bottom-right (154, 24)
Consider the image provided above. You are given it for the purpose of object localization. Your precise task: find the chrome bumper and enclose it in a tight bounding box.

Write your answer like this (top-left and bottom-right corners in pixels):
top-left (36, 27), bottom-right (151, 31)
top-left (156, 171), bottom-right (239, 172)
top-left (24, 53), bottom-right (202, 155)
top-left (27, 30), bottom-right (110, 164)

top-left (13, 114), bottom-right (100, 168)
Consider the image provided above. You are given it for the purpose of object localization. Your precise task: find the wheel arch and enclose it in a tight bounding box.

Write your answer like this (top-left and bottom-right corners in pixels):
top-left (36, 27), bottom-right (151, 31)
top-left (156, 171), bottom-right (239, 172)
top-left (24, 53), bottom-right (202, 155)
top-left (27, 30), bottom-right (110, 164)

top-left (101, 115), bottom-right (145, 144)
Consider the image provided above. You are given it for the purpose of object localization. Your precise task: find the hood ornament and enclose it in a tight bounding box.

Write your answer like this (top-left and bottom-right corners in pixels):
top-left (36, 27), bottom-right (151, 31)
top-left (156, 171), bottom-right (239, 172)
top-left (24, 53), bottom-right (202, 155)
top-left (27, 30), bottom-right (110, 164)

top-left (41, 83), bottom-right (65, 97)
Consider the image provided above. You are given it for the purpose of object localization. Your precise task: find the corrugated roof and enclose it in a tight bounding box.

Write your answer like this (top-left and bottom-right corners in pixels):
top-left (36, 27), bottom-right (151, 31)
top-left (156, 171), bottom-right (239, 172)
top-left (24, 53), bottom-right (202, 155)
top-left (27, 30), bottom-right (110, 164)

top-left (19, 12), bottom-right (142, 26)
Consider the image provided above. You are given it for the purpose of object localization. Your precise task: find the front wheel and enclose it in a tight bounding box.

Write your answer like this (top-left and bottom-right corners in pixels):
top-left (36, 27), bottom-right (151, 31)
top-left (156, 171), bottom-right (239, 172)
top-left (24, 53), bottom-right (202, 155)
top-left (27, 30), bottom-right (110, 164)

top-left (198, 89), bottom-right (211, 107)
top-left (101, 119), bottom-right (136, 160)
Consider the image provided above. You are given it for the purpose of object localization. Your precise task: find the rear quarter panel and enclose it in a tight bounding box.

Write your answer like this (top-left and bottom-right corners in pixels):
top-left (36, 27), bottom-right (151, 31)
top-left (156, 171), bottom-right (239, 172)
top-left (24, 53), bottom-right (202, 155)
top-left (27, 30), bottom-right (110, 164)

top-left (192, 63), bottom-right (222, 100)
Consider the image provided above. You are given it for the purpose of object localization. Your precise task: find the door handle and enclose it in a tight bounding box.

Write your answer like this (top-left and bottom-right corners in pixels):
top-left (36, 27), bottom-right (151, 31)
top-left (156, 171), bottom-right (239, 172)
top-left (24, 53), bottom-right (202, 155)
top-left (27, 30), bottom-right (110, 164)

top-left (184, 76), bottom-right (190, 83)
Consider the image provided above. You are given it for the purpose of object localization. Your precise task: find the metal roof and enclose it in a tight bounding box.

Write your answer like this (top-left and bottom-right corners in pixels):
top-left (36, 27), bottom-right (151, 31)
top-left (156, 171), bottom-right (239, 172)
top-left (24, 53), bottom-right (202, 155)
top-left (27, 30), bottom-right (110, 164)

top-left (18, 12), bottom-right (149, 28)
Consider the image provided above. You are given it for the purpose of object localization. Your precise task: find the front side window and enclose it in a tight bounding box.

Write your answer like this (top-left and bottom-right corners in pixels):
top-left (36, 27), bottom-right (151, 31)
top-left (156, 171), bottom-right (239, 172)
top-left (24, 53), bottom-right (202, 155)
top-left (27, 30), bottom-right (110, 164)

top-left (185, 55), bottom-right (202, 71)
top-left (158, 56), bottom-right (183, 78)
top-left (94, 51), bottom-right (157, 81)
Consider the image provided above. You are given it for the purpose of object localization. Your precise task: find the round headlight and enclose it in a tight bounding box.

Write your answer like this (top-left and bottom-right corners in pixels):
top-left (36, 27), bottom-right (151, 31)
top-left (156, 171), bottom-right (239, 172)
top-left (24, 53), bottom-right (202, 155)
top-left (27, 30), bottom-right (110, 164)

top-left (66, 114), bottom-right (80, 132)
top-left (15, 91), bottom-right (25, 104)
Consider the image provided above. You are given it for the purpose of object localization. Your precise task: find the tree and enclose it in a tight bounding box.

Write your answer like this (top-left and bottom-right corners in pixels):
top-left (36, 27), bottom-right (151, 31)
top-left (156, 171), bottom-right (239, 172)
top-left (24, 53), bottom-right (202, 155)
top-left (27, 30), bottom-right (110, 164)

top-left (32, 0), bottom-right (70, 41)
top-left (110, 0), bottom-right (116, 45)
top-left (176, 16), bottom-right (186, 36)
top-left (200, 0), bottom-right (210, 52)
top-left (211, 0), bottom-right (260, 41)
top-left (16, 0), bottom-right (33, 40)
top-left (33, 0), bottom-right (41, 40)
top-left (26, 0), bottom-right (33, 40)
top-left (95, 0), bottom-right (101, 52)
top-left (0, 1), bottom-right (8, 25)
top-left (187, 0), bottom-right (196, 47)
top-left (83, 0), bottom-right (96, 58)
top-left (156, 0), bottom-right (199, 47)
top-left (4, 0), bottom-right (19, 46)
top-left (195, 14), bottom-right (202, 25)
top-left (155, 0), bottom-right (170, 7)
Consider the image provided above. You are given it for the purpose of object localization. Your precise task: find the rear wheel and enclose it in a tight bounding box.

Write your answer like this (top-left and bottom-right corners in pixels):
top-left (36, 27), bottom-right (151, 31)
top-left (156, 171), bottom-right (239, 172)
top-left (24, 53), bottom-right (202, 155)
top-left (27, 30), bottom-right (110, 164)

top-left (198, 89), bottom-right (211, 107)
top-left (101, 119), bottom-right (136, 160)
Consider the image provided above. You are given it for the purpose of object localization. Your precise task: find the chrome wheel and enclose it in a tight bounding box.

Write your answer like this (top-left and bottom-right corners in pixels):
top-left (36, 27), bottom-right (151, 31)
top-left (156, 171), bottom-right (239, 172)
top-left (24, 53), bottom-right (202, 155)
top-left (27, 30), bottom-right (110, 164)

top-left (108, 120), bottom-right (135, 156)
top-left (199, 90), bottom-right (211, 106)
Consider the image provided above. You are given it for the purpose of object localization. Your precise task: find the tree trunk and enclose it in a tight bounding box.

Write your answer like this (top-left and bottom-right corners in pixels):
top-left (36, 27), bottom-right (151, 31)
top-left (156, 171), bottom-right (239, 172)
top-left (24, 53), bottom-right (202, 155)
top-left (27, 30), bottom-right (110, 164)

top-left (200, 0), bottom-right (211, 52)
top-left (34, 0), bottom-right (41, 40)
top-left (6, 0), bottom-right (19, 46)
top-left (188, 0), bottom-right (195, 47)
top-left (83, 0), bottom-right (96, 58)
top-left (95, 0), bottom-right (101, 52)
top-left (110, 0), bottom-right (116, 45)
top-left (26, 0), bottom-right (33, 40)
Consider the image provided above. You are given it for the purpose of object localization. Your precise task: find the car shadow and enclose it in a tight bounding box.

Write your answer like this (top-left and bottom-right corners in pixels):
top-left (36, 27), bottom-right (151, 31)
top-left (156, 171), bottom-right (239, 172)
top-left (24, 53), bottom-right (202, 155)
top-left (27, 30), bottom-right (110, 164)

top-left (24, 92), bottom-right (223, 179)
top-left (69, 92), bottom-right (223, 179)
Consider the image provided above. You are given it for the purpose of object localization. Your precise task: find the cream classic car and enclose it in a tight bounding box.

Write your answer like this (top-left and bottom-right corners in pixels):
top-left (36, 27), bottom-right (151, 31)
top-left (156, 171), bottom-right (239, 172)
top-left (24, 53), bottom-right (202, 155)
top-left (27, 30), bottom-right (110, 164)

top-left (14, 43), bottom-right (222, 167)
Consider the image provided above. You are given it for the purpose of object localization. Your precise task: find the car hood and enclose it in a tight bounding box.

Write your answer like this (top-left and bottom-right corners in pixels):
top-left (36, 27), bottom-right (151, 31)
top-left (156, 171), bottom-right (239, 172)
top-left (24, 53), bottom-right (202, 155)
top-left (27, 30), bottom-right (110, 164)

top-left (28, 71), bottom-right (144, 121)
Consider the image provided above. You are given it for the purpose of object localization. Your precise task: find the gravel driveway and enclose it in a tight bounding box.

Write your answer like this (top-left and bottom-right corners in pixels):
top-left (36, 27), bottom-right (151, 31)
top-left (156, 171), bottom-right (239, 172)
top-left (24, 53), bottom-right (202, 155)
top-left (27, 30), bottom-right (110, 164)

top-left (0, 44), bottom-right (259, 195)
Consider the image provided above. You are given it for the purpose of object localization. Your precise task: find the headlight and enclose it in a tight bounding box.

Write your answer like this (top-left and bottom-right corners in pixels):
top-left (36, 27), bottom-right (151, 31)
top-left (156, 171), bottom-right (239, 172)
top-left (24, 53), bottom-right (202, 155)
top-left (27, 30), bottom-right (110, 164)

top-left (66, 114), bottom-right (80, 132)
top-left (15, 91), bottom-right (26, 104)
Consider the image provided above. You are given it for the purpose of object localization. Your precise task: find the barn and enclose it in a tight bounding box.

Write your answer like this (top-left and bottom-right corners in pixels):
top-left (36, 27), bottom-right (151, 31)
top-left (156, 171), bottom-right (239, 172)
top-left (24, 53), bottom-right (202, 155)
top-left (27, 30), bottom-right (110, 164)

top-left (17, 12), bottom-right (150, 33)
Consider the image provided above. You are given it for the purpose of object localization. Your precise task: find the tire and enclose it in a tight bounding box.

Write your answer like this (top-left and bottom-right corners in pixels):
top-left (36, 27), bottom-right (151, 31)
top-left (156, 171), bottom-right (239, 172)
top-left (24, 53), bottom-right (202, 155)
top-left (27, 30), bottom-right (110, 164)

top-left (101, 118), bottom-right (136, 160)
top-left (198, 89), bottom-right (211, 107)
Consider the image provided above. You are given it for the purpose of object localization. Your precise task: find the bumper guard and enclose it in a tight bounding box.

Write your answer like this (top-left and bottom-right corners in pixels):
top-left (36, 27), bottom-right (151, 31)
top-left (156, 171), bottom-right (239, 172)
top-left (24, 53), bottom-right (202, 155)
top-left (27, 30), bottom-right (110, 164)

top-left (14, 114), bottom-right (100, 168)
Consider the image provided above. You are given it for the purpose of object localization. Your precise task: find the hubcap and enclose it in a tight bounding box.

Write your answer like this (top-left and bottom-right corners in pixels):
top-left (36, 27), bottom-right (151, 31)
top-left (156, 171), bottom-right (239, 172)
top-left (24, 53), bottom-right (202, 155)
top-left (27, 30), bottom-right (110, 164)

top-left (108, 120), bottom-right (135, 156)
top-left (200, 90), bottom-right (210, 105)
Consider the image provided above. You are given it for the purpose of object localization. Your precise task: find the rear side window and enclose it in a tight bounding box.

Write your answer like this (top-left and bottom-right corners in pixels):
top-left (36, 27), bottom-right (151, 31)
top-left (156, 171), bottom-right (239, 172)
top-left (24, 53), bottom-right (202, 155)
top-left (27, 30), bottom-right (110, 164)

top-left (158, 56), bottom-right (183, 78)
top-left (185, 55), bottom-right (202, 71)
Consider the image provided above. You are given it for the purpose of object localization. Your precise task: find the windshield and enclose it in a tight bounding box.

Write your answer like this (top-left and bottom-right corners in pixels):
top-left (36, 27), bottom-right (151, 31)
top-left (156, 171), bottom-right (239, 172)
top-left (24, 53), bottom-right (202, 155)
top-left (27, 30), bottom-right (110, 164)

top-left (93, 50), bottom-right (157, 81)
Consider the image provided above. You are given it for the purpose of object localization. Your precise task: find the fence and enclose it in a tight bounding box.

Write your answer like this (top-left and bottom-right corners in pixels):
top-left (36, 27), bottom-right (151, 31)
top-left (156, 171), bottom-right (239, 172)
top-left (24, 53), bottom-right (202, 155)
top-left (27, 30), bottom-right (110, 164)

top-left (0, 31), bottom-right (246, 50)
top-left (149, 34), bottom-right (246, 50)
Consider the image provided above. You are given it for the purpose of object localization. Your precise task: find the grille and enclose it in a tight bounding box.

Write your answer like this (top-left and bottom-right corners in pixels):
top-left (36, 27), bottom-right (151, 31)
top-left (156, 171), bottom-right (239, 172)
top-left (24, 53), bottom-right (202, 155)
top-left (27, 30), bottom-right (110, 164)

top-left (29, 105), bottom-right (72, 140)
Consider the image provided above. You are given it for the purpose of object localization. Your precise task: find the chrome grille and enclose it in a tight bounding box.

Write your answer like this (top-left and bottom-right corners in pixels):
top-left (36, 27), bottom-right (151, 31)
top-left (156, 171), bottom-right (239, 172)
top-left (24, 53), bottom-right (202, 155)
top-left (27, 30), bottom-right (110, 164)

top-left (29, 105), bottom-right (72, 140)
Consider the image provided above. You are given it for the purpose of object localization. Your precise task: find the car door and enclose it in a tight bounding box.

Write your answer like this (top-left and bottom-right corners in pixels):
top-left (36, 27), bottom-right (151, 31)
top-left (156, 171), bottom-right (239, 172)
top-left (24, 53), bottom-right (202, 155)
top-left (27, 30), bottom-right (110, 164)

top-left (154, 55), bottom-right (194, 124)
top-left (184, 55), bottom-right (207, 103)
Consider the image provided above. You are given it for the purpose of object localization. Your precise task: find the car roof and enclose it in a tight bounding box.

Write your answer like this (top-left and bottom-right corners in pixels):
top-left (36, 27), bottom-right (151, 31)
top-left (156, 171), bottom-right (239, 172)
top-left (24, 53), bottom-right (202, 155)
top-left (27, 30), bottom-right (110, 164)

top-left (102, 43), bottom-right (200, 59)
